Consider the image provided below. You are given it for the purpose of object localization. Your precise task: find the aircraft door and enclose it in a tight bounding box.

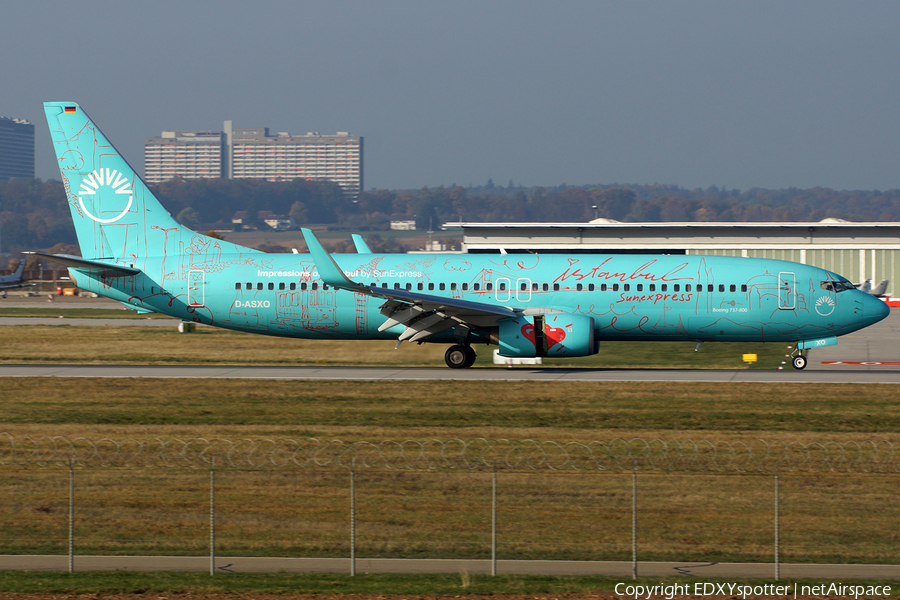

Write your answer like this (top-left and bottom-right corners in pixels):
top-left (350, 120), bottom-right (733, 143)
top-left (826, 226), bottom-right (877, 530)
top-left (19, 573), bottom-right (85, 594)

top-left (496, 278), bottom-right (511, 302)
top-left (778, 271), bottom-right (795, 310)
top-left (516, 278), bottom-right (532, 302)
top-left (188, 270), bottom-right (205, 306)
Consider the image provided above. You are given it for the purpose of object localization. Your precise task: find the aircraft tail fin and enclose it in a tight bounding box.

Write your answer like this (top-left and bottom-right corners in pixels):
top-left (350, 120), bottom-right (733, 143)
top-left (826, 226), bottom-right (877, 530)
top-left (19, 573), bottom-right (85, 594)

top-left (43, 102), bottom-right (256, 266)
top-left (871, 279), bottom-right (890, 297)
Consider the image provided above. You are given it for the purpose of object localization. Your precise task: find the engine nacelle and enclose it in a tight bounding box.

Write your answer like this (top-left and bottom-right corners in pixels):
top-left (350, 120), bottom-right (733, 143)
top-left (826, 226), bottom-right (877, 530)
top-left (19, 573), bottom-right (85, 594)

top-left (496, 313), bottom-right (598, 358)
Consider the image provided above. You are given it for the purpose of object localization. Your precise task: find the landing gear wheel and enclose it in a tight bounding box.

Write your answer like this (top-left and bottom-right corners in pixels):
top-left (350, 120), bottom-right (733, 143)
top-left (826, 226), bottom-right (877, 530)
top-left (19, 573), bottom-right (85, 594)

top-left (445, 345), bottom-right (470, 369)
top-left (462, 345), bottom-right (477, 368)
top-left (445, 345), bottom-right (477, 369)
top-left (792, 354), bottom-right (807, 370)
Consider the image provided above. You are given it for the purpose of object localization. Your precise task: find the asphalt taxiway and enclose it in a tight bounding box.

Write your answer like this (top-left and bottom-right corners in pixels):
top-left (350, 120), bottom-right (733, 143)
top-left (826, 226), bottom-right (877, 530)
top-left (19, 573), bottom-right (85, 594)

top-left (1, 363), bottom-right (900, 383)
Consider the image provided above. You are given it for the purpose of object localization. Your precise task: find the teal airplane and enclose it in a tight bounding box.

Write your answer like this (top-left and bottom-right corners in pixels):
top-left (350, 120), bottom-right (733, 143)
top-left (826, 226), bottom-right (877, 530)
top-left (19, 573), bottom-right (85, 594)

top-left (35, 102), bottom-right (889, 370)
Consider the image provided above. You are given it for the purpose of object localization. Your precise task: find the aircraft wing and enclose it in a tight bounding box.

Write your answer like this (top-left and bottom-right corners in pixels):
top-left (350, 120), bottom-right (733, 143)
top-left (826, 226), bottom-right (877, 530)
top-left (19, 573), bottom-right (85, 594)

top-left (301, 229), bottom-right (519, 343)
top-left (0, 282), bottom-right (37, 290)
top-left (25, 252), bottom-right (142, 277)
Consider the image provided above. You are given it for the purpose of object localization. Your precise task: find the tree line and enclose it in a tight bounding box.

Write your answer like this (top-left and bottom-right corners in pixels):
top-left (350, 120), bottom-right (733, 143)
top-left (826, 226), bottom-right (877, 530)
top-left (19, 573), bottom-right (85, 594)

top-left (2, 176), bottom-right (900, 253)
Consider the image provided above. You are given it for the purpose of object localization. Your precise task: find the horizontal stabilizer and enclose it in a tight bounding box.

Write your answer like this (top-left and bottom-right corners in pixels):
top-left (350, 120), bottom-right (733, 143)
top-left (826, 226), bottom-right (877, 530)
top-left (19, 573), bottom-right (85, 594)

top-left (25, 252), bottom-right (141, 276)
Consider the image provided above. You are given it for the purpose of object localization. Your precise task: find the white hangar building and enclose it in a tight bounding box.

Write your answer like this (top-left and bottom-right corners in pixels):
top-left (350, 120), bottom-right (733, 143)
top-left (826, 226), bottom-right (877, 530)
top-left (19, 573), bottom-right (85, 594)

top-left (447, 219), bottom-right (900, 298)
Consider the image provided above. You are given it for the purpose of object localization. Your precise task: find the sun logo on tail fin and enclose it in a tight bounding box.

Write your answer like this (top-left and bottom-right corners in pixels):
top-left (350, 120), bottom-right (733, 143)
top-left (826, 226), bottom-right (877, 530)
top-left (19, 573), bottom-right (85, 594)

top-left (77, 168), bottom-right (134, 223)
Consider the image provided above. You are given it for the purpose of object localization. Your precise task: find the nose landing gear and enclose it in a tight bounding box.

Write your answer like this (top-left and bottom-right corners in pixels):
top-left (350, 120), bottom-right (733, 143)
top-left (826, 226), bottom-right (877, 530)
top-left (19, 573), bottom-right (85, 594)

top-left (789, 345), bottom-right (808, 370)
top-left (445, 344), bottom-right (477, 369)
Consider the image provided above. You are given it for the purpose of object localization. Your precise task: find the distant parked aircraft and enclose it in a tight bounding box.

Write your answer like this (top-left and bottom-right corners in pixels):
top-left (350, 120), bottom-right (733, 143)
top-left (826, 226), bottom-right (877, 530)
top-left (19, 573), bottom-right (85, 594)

top-left (858, 279), bottom-right (890, 298)
top-left (0, 259), bottom-right (34, 296)
top-left (31, 102), bottom-right (891, 370)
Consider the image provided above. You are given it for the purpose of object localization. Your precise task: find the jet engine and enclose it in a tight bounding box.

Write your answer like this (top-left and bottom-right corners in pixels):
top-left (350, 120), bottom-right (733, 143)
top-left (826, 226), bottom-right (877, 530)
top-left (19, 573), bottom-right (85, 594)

top-left (495, 313), bottom-right (599, 358)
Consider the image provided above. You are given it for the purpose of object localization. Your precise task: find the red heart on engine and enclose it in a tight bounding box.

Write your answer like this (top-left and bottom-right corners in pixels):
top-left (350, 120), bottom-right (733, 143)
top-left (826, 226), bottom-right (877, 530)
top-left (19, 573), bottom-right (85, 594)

top-left (545, 326), bottom-right (567, 349)
top-left (521, 323), bottom-right (536, 344)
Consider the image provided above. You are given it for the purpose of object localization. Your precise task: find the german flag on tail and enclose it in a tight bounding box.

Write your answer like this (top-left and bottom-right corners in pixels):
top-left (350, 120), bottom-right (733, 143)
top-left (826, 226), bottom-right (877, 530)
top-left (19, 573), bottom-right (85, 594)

top-left (64, 106), bottom-right (76, 114)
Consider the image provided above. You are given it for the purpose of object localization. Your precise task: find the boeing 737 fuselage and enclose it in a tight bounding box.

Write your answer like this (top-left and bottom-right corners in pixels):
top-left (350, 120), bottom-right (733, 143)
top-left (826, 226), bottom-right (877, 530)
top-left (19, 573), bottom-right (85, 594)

top-left (35, 102), bottom-right (890, 369)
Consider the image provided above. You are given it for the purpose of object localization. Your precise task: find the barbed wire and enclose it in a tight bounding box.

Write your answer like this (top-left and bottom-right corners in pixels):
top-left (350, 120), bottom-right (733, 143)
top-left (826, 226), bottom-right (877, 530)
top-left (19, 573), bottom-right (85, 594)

top-left (2, 434), bottom-right (899, 473)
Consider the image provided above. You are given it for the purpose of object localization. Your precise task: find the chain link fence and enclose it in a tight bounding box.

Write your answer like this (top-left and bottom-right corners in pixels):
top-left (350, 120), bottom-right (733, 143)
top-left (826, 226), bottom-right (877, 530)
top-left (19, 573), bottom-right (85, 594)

top-left (2, 435), bottom-right (899, 576)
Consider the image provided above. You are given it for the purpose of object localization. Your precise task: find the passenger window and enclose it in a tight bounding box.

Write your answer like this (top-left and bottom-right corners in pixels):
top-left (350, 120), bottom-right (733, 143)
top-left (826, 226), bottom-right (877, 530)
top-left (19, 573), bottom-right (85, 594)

top-left (487, 283), bottom-right (493, 291)
top-left (601, 283), bottom-right (607, 291)
top-left (649, 284), bottom-right (656, 292)
top-left (553, 283), bottom-right (560, 291)
top-left (394, 283), bottom-right (401, 290)
top-left (730, 284), bottom-right (736, 292)
top-left (613, 284), bottom-right (619, 292)
top-left (577, 284), bottom-right (583, 291)
top-left (542, 283), bottom-right (548, 291)
top-left (279, 282), bottom-right (285, 290)
top-left (428, 283), bottom-right (435, 291)
top-left (323, 284), bottom-right (329, 290)
top-left (462, 283), bottom-right (468, 291)
top-left (301, 283), bottom-right (307, 290)
top-left (417, 283), bottom-right (424, 291)
top-left (451, 282), bottom-right (457, 291)
top-left (312, 283), bottom-right (318, 290)
top-left (268, 283), bottom-right (274, 291)
top-left (440, 283), bottom-right (446, 291)
top-left (381, 283), bottom-right (388, 288)
top-left (257, 282), bottom-right (263, 290)
top-left (708, 284), bottom-right (713, 292)
top-left (473, 283), bottom-right (480, 291)
top-left (589, 283), bottom-right (595, 291)
top-left (685, 284), bottom-right (691, 292)
top-left (234, 283), bottom-right (241, 290)
top-left (499, 282), bottom-right (506, 291)
top-left (245, 283), bottom-right (252, 290)
top-left (290, 283), bottom-right (296, 290)
top-left (637, 284), bottom-right (643, 292)
top-left (406, 283), bottom-right (412, 290)
top-left (719, 284), bottom-right (725, 292)
top-left (661, 284), bottom-right (667, 292)
top-left (520, 282), bottom-right (527, 291)
top-left (741, 284), bottom-right (747, 292)
top-left (674, 284), bottom-right (680, 292)
top-left (623, 284), bottom-right (630, 291)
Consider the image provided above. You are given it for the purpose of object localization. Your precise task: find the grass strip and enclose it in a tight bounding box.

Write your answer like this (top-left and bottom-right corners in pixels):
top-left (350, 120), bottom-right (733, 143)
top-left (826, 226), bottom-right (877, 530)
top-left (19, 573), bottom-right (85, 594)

top-left (1, 378), bottom-right (897, 435)
top-left (0, 571), bottom-right (897, 595)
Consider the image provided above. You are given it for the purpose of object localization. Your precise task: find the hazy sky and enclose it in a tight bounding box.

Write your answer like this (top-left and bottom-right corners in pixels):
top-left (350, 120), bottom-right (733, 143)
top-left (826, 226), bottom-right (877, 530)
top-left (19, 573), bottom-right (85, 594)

top-left (4, 1), bottom-right (899, 191)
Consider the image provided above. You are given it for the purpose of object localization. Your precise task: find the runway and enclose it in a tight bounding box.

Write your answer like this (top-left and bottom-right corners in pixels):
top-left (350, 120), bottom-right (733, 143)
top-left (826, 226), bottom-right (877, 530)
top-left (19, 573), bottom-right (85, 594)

top-left (2, 555), bottom-right (898, 579)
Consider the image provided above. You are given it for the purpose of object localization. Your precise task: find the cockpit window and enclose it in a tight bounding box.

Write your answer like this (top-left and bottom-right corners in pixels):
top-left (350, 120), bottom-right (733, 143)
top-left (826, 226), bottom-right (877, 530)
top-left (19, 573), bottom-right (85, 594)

top-left (820, 280), bottom-right (855, 293)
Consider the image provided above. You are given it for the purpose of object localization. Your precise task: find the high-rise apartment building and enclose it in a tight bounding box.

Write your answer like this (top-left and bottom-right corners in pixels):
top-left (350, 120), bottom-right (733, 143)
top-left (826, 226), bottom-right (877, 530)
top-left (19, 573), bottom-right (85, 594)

top-left (145, 120), bottom-right (363, 196)
top-left (0, 116), bottom-right (35, 180)
top-left (143, 130), bottom-right (225, 182)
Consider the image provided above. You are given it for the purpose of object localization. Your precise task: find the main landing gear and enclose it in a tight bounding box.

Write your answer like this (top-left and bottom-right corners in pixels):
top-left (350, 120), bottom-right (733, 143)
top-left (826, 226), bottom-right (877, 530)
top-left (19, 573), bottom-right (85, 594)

top-left (445, 344), bottom-right (477, 369)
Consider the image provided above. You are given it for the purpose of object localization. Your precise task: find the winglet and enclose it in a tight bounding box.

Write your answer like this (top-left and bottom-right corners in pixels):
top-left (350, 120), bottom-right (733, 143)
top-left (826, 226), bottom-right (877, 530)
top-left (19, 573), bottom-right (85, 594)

top-left (351, 234), bottom-right (372, 253)
top-left (301, 228), bottom-right (368, 293)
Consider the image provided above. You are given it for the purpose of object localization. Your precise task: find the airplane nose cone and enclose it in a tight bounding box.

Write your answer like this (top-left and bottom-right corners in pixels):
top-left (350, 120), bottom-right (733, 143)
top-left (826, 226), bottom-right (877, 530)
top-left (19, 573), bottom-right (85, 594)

top-left (863, 294), bottom-right (890, 325)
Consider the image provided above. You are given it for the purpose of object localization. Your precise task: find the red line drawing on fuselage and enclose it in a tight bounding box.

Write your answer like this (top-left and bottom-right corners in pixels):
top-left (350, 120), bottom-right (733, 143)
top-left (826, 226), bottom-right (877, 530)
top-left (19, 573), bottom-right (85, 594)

top-left (275, 289), bottom-right (338, 331)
